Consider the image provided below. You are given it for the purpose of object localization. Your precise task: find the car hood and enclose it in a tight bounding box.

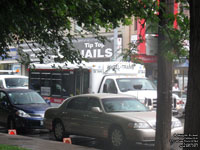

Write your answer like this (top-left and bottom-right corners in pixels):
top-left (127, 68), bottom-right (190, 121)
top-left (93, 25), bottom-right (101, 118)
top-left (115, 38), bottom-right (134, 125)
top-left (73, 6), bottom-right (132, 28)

top-left (123, 90), bottom-right (157, 100)
top-left (14, 103), bottom-right (50, 113)
top-left (109, 111), bottom-right (157, 128)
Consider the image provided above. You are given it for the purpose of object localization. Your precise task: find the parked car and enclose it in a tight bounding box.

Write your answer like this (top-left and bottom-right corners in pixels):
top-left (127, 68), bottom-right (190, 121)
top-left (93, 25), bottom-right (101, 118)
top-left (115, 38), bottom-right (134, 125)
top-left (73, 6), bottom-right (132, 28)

top-left (0, 75), bottom-right (28, 89)
top-left (0, 89), bottom-right (51, 131)
top-left (44, 93), bottom-right (183, 149)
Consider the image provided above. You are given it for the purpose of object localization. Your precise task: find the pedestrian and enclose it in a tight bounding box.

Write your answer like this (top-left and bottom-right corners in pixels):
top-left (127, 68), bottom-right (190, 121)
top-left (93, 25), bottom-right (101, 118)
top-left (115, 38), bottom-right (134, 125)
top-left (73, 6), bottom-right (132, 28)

top-left (172, 82), bottom-right (180, 91)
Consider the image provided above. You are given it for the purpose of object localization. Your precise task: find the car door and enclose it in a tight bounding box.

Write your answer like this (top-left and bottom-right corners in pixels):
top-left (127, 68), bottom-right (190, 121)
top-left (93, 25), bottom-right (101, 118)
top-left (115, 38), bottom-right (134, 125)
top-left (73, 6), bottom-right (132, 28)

top-left (0, 91), bottom-right (12, 125)
top-left (83, 97), bottom-right (110, 138)
top-left (64, 97), bottom-right (89, 135)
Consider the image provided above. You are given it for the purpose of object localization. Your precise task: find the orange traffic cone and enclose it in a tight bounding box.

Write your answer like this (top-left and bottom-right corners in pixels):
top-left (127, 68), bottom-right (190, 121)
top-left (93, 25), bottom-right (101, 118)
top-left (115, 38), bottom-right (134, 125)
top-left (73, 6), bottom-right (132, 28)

top-left (63, 138), bottom-right (72, 144)
top-left (8, 129), bottom-right (17, 135)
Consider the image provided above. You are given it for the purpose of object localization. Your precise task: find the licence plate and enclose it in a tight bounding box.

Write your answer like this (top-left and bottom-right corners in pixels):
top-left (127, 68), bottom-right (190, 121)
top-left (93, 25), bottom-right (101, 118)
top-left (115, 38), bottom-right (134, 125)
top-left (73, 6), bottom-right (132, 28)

top-left (40, 120), bottom-right (44, 126)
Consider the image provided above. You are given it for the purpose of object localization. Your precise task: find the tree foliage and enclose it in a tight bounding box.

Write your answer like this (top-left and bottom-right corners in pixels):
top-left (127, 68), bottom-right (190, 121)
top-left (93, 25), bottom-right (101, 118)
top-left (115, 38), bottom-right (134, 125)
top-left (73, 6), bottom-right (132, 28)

top-left (0, 0), bottom-right (159, 64)
top-left (0, 0), bottom-right (189, 63)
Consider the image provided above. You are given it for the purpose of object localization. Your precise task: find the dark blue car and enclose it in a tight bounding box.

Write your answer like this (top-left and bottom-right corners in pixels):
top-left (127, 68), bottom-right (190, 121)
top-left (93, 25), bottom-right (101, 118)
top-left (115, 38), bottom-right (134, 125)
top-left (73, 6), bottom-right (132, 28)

top-left (0, 89), bottom-right (51, 131)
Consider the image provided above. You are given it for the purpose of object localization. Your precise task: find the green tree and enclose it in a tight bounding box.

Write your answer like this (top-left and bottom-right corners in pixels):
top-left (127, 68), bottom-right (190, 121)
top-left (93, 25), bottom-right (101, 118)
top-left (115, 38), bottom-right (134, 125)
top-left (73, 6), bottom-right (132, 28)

top-left (0, 0), bottom-right (151, 63)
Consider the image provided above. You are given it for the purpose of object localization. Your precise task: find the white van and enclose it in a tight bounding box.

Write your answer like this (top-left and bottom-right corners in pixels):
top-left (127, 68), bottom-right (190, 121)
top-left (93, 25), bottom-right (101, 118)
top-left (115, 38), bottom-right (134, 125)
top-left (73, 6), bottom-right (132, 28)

top-left (0, 75), bottom-right (28, 89)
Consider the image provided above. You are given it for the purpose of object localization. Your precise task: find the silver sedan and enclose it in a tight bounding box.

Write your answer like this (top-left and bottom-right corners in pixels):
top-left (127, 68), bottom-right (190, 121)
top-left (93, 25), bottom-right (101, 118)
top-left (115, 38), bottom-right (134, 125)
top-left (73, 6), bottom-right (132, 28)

top-left (44, 93), bottom-right (183, 149)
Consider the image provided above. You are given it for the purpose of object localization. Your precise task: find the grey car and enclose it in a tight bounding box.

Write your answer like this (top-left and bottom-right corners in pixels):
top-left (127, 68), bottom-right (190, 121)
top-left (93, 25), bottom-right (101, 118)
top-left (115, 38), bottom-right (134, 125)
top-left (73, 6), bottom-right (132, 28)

top-left (44, 93), bottom-right (183, 149)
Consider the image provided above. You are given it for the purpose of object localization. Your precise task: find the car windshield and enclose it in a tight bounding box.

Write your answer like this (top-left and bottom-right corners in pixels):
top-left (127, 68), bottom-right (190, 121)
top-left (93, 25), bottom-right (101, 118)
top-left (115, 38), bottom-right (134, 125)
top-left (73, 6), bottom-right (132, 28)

top-left (102, 98), bottom-right (148, 113)
top-left (116, 78), bottom-right (156, 92)
top-left (5, 78), bottom-right (28, 88)
top-left (9, 91), bottom-right (46, 105)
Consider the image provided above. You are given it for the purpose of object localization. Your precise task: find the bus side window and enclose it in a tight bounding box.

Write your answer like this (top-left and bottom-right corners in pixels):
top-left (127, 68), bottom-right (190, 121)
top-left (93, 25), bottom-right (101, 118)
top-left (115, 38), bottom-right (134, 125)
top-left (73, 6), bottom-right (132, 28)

top-left (83, 70), bottom-right (90, 94)
top-left (29, 72), bottom-right (40, 92)
top-left (62, 72), bottom-right (75, 97)
top-left (52, 73), bottom-right (62, 96)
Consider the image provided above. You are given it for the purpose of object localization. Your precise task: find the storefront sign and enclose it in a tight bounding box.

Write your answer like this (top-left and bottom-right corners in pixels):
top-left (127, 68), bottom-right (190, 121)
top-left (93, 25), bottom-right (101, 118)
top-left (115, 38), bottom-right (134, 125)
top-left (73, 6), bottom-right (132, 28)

top-left (20, 36), bottom-right (116, 62)
top-left (72, 36), bottom-right (114, 62)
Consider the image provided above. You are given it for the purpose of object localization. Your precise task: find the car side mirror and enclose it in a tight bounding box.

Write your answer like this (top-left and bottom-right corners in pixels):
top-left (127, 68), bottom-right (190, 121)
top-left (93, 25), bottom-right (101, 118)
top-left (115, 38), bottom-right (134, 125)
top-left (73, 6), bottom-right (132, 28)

top-left (0, 101), bottom-right (7, 106)
top-left (45, 99), bottom-right (51, 105)
top-left (91, 107), bottom-right (102, 113)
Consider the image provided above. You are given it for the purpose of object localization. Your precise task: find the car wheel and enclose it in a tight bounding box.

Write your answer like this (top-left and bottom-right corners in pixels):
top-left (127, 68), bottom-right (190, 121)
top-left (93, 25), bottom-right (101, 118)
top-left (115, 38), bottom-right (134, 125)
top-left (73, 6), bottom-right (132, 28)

top-left (53, 121), bottom-right (65, 141)
top-left (109, 126), bottom-right (127, 150)
top-left (8, 118), bottom-right (16, 129)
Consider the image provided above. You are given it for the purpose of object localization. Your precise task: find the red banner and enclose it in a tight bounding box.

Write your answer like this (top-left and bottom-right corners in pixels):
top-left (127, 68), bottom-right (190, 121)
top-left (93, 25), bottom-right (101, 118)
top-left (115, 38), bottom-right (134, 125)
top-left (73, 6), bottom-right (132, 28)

top-left (134, 54), bottom-right (157, 63)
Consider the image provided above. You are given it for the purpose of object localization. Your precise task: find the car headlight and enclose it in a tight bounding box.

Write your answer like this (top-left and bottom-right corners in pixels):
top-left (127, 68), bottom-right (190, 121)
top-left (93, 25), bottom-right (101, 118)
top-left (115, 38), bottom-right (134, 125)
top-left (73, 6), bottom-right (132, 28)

top-left (16, 110), bottom-right (31, 118)
top-left (171, 120), bottom-right (182, 128)
top-left (128, 122), bottom-right (151, 129)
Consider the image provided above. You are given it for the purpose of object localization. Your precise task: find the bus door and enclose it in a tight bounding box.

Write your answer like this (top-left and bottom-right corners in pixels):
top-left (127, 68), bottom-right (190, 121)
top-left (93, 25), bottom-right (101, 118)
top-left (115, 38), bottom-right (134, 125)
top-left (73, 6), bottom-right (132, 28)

top-left (74, 69), bottom-right (90, 95)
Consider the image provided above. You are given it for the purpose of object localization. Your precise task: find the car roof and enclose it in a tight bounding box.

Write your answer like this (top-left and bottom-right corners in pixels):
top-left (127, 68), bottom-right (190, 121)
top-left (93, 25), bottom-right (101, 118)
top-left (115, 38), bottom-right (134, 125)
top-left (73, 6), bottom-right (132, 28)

top-left (0, 88), bottom-right (34, 93)
top-left (71, 93), bottom-right (135, 99)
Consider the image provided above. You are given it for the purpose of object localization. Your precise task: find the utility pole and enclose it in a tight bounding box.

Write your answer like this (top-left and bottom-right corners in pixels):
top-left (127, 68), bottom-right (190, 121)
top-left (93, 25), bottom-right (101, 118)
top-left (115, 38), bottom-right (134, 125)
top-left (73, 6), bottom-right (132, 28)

top-left (155, 0), bottom-right (174, 150)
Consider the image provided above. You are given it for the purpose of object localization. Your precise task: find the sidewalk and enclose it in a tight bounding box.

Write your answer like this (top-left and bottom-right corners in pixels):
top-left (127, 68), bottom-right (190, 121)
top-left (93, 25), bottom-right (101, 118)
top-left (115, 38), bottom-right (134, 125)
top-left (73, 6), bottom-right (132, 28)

top-left (0, 132), bottom-right (183, 150)
top-left (0, 133), bottom-right (99, 150)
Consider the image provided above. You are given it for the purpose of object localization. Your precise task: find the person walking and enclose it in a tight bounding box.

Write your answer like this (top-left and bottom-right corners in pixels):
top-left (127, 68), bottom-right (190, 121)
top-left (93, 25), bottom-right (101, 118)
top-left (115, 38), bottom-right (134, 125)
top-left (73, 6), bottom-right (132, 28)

top-left (172, 82), bottom-right (180, 91)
